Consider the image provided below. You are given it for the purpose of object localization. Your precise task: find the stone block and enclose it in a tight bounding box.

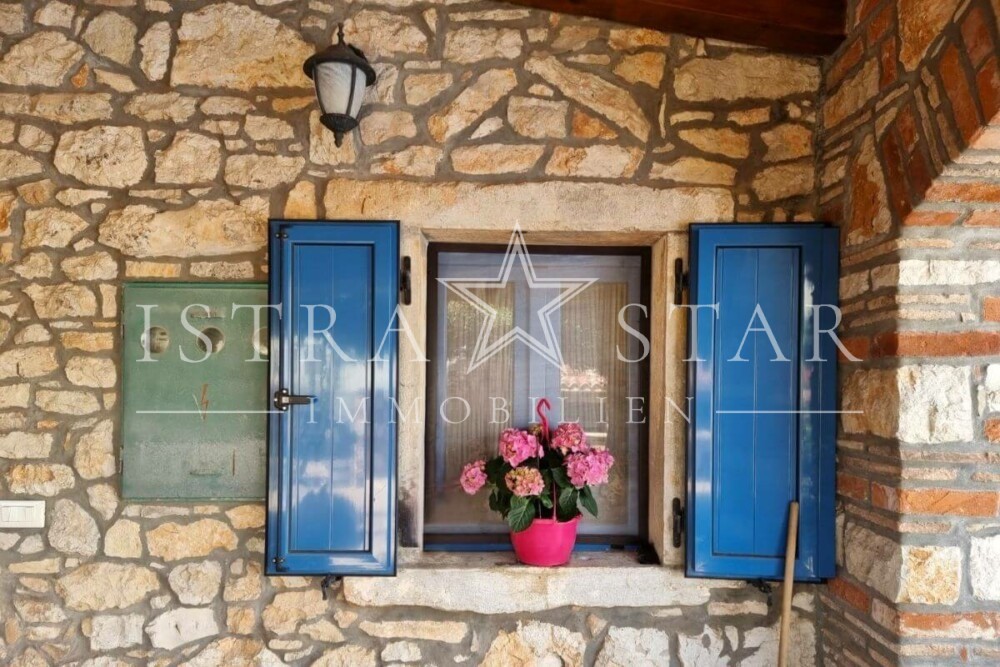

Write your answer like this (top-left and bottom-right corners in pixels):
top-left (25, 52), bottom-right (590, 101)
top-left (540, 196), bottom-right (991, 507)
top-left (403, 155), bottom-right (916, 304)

top-left (89, 614), bottom-right (144, 650)
top-left (971, 534), bottom-right (1000, 600)
top-left (146, 607), bottom-right (219, 650)
top-left (844, 523), bottom-right (902, 601)
top-left (57, 562), bottom-right (159, 611)
top-left (597, 626), bottom-right (671, 666)
top-left (325, 180), bottom-right (733, 234)
top-left (172, 3), bottom-right (312, 89)
top-left (147, 519), bottom-right (237, 561)
top-left (842, 366), bottom-right (973, 444)
top-left (482, 622), bottom-right (585, 667)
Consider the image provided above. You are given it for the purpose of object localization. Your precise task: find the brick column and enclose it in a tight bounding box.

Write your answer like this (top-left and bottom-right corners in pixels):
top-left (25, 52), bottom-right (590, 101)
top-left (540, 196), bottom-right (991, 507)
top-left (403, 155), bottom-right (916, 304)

top-left (819, 0), bottom-right (1000, 664)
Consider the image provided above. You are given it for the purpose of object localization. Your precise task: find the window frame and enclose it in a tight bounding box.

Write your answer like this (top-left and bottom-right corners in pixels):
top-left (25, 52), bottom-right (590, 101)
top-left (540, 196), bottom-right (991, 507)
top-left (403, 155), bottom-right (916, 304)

top-left (423, 242), bottom-right (652, 550)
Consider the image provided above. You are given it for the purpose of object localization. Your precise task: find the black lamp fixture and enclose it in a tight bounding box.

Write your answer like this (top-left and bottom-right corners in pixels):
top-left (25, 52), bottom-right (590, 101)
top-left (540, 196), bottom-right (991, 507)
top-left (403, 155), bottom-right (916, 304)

top-left (303, 23), bottom-right (377, 147)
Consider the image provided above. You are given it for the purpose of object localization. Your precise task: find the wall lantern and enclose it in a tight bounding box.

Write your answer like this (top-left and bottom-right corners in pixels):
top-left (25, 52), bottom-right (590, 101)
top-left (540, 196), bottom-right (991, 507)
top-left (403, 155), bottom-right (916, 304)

top-left (303, 24), bottom-right (377, 147)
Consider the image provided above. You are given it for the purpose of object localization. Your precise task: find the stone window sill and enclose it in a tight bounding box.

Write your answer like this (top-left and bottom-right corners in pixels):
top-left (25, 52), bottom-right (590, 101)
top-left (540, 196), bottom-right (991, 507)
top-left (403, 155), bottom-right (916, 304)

top-left (343, 549), bottom-right (742, 613)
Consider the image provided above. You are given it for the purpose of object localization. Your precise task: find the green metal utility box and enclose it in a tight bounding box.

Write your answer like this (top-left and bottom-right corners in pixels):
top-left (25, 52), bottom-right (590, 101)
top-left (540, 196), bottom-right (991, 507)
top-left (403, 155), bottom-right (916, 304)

top-left (121, 283), bottom-right (268, 500)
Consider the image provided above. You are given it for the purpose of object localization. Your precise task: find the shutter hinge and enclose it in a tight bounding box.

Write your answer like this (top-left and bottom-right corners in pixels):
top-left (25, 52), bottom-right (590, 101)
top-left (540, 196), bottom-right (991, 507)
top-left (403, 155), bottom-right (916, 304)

top-left (117, 454), bottom-right (123, 475)
top-left (400, 256), bottom-right (411, 306)
top-left (272, 556), bottom-right (288, 572)
top-left (320, 574), bottom-right (342, 600)
top-left (673, 258), bottom-right (689, 305)
top-left (671, 497), bottom-right (685, 548)
top-left (274, 229), bottom-right (288, 239)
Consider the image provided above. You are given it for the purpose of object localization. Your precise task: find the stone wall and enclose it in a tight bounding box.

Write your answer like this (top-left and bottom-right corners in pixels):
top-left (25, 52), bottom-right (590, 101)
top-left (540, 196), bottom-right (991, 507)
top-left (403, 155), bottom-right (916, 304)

top-left (0, 1), bottom-right (830, 665)
top-left (818, 0), bottom-right (1000, 664)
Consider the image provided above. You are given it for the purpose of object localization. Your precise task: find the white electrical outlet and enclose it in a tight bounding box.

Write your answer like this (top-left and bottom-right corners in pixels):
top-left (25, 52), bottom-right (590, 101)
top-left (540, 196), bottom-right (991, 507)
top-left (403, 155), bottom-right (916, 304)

top-left (0, 500), bottom-right (45, 528)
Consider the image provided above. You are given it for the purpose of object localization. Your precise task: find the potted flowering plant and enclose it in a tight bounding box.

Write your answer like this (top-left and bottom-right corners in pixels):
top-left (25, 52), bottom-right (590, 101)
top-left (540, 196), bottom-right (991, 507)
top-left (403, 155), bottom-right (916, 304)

top-left (459, 399), bottom-right (615, 566)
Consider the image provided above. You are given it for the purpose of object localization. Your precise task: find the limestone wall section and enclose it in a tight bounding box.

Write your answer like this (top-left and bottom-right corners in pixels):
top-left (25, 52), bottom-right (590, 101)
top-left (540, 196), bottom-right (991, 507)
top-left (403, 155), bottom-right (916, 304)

top-left (0, 1), bottom-right (823, 664)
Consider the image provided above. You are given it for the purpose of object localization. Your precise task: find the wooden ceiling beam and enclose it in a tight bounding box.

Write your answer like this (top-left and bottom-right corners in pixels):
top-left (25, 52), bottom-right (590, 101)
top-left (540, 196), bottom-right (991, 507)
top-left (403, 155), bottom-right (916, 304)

top-left (502, 0), bottom-right (846, 56)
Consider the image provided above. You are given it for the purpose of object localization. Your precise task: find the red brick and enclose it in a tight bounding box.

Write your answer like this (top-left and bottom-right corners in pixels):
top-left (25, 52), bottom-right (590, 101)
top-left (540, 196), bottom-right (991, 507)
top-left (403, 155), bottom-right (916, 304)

top-left (855, 0), bottom-right (885, 25)
top-left (881, 487), bottom-right (1000, 517)
top-left (866, 2), bottom-right (895, 44)
top-left (829, 577), bottom-right (871, 613)
top-left (839, 336), bottom-right (870, 361)
top-left (898, 611), bottom-right (1000, 639)
top-left (896, 103), bottom-right (920, 150)
top-left (821, 199), bottom-right (843, 225)
top-left (966, 210), bottom-right (1000, 226)
top-left (985, 419), bottom-right (1000, 442)
top-left (879, 36), bottom-right (899, 89)
top-left (872, 331), bottom-right (1000, 357)
top-left (962, 5), bottom-right (995, 68)
top-left (828, 37), bottom-right (865, 88)
top-left (871, 483), bottom-right (895, 511)
top-left (940, 43), bottom-right (984, 144)
top-left (985, 297), bottom-right (1000, 322)
top-left (976, 56), bottom-right (1000, 122)
top-left (904, 141), bottom-right (934, 200)
top-left (926, 181), bottom-right (1000, 203)
top-left (838, 473), bottom-right (869, 501)
top-left (901, 210), bottom-right (960, 226)
top-left (880, 129), bottom-right (912, 220)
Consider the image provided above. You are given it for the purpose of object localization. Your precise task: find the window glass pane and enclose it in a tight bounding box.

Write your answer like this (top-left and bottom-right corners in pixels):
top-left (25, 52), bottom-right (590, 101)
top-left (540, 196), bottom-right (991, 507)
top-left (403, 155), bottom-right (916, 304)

top-left (425, 249), bottom-right (647, 540)
top-left (559, 282), bottom-right (639, 536)
top-left (426, 285), bottom-right (514, 532)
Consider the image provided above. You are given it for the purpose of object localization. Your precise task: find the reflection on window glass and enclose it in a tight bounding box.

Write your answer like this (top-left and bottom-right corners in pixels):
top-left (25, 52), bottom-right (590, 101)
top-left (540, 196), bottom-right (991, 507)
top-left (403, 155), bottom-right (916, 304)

top-left (425, 249), bottom-right (647, 541)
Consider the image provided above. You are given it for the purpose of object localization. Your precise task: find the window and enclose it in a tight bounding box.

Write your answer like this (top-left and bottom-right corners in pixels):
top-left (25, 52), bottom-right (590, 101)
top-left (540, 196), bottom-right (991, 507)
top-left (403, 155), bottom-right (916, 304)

top-left (425, 244), bottom-right (650, 547)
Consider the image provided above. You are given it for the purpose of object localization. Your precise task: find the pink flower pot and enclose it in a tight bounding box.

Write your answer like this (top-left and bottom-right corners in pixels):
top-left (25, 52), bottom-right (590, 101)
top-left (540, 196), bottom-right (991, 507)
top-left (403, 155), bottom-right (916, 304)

top-left (510, 515), bottom-right (581, 567)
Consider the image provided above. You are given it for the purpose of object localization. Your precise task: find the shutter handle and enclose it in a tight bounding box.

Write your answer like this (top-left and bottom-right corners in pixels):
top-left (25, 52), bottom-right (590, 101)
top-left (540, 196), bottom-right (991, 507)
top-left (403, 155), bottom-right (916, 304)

top-left (273, 389), bottom-right (314, 411)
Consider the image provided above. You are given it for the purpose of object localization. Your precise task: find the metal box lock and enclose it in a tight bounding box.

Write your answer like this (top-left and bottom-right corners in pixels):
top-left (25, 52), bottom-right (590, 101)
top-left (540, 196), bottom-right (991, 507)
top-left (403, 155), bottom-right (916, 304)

top-left (122, 283), bottom-right (268, 500)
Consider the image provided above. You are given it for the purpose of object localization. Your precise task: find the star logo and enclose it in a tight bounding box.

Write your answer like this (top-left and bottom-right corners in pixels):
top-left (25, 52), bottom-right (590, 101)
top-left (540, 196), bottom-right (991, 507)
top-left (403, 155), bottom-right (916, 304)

top-left (438, 225), bottom-right (597, 373)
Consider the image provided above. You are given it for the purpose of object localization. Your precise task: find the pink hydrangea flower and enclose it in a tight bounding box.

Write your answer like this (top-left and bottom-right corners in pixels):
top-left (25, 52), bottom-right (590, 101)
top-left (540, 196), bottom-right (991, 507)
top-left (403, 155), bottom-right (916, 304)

top-left (550, 422), bottom-right (587, 453)
top-left (459, 460), bottom-right (487, 495)
top-left (564, 448), bottom-right (615, 488)
top-left (498, 428), bottom-right (541, 467)
top-left (505, 466), bottom-right (545, 497)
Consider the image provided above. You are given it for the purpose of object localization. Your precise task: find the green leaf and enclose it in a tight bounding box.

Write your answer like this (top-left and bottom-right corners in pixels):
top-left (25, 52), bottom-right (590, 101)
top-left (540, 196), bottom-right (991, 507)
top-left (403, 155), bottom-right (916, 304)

top-left (542, 448), bottom-right (562, 467)
top-left (551, 467), bottom-right (571, 488)
top-left (579, 486), bottom-right (598, 517)
top-left (485, 458), bottom-right (510, 484)
top-left (558, 486), bottom-right (578, 516)
top-left (494, 486), bottom-right (513, 517)
top-left (539, 493), bottom-right (553, 509)
top-left (507, 496), bottom-right (535, 533)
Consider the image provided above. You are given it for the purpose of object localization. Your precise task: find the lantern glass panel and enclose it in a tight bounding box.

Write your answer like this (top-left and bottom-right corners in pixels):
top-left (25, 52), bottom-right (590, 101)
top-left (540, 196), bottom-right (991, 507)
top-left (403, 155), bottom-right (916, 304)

top-left (314, 61), bottom-right (366, 118)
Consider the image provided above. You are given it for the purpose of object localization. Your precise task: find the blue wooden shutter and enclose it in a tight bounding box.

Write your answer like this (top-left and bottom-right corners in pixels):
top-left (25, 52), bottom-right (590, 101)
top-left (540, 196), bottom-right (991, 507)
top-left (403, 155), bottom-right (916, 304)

top-left (266, 221), bottom-right (398, 576)
top-left (687, 224), bottom-right (837, 582)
